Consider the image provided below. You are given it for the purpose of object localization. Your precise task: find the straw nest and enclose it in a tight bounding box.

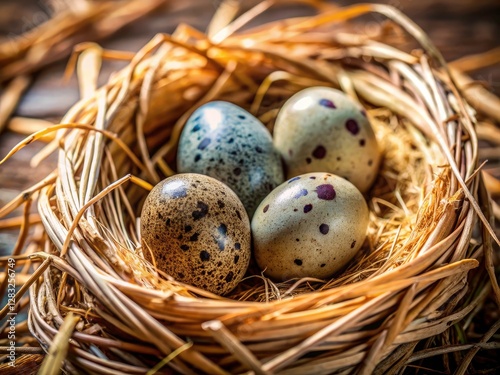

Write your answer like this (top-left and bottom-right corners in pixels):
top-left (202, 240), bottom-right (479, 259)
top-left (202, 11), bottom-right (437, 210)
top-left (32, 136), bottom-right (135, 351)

top-left (1, 1), bottom-right (499, 374)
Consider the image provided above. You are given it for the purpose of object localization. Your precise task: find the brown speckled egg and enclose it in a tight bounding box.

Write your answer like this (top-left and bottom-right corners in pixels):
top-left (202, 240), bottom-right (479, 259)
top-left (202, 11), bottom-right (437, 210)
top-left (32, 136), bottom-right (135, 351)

top-left (251, 173), bottom-right (369, 281)
top-left (140, 173), bottom-right (251, 295)
top-left (274, 87), bottom-right (381, 193)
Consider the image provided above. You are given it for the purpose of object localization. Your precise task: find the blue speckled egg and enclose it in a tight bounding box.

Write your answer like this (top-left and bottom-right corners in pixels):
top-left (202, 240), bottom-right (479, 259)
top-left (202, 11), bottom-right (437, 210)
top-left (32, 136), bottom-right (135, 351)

top-left (274, 87), bottom-right (381, 193)
top-left (177, 101), bottom-right (284, 216)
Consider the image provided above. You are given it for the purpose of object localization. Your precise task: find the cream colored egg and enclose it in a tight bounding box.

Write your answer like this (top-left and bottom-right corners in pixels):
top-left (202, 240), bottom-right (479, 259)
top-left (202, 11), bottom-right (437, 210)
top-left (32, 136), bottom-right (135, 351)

top-left (140, 173), bottom-right (251, 295)
top-left (274, 87), bottom-right (381, 193)
top-left (251, 173), bottom-right (368, 280)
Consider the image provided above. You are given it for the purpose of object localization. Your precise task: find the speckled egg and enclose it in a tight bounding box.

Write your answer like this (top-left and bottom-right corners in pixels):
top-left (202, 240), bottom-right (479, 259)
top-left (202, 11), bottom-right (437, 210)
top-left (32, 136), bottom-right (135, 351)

top-left (140, 173), bottom-right (251, 295)
top-left (273, 87), bottom-right (381, 193)
top-left (177, 101), bottom-right (284, 216)
top-left (251, 173), bottom-right (369, 280)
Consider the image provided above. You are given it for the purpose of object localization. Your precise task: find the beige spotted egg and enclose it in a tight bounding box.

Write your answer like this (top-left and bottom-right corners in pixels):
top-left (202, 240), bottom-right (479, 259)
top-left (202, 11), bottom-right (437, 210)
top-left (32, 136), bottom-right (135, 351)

top-left (274, 86), bottom-right (381, 193)
top-left (140, 173), bottom-right (251, 295)
top-left (251, 173), bottom-right (369, 280)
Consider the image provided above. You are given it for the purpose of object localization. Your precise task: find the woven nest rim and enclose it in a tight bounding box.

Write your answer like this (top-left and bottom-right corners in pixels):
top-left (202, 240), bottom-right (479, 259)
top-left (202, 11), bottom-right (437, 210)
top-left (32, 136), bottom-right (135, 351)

top-left (1, 2), bottom-right (499, 374)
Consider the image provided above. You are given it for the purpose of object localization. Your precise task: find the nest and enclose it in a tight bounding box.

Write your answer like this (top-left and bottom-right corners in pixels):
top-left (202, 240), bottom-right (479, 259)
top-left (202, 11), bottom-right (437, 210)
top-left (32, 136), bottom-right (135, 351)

top-left (1, 1), bottom-right (499, 374)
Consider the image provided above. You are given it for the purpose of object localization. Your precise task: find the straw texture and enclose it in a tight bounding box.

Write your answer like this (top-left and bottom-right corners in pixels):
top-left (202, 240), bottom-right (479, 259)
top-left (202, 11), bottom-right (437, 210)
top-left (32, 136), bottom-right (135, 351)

top-left (1, 1), bottom-right (499, 374)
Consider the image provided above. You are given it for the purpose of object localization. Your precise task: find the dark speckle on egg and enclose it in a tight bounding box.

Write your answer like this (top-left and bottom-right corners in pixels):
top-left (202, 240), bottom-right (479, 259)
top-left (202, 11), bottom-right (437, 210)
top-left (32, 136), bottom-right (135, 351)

top-left (315, 184), bottom-right (336, 200)
top-left (304, 204), bottom-right (313, 213)
top-left (198, 137), bottom-right (211, 150)
top-left (294, 259), bottom-right (303, 266)
top-left (359, 139), bottom-right (365, 147)
top-left (312, 145), bottom-right (326, 159)
top-left (194, 154), bottom-right (201, 162)
top-left (319, 224), bottom-right (330, 235)
top-left (288, 176), bottom-right (301, 183)
top-left (200, 250), bottom-right (210, 261)
top-left (319, 98), bottom-right (336, 108)
top-left (345, 119), bottom-right (360, 135)
top-left (263, 204), bottom-right (269, 213)
top-left (192, 201), bottom-right (209, 220)
top-left (351, 240), bottom-right (356, 248)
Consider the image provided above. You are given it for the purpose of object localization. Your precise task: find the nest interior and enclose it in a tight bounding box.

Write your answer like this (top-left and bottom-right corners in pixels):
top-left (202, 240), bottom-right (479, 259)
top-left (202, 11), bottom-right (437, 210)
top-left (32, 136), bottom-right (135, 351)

top-left (1, 2), bottom-right (499, 374)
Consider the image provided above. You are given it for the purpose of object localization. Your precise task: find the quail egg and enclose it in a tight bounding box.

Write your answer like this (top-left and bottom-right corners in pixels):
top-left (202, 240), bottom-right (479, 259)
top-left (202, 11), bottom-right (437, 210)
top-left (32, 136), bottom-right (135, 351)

top-left (140, 173), bottom-right (251, 295)
top-left (177, 101), bottom-right (284, 216)
top-left (273, 87), bottom-right (381, 193)
top-left (251, 173), bottom-right (369, 280)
